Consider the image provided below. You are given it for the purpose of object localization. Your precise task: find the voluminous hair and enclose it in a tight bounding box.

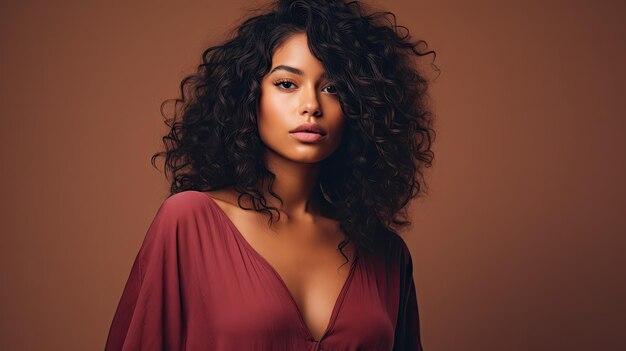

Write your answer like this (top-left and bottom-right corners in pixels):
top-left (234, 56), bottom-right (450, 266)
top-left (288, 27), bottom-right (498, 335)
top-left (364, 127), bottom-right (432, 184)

top-left (151, 0), bottom-right (438, 261)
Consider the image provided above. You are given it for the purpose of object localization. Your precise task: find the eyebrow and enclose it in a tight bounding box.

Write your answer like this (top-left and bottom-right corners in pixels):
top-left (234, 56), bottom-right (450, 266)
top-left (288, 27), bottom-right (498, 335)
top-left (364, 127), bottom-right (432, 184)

top-left (269, 65), bottom-right (328, 79)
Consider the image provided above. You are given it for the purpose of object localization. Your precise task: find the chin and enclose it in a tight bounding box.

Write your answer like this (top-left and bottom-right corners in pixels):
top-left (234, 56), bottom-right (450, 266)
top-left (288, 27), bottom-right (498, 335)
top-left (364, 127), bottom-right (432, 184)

top-left (269, 148), bottom-right (331, 164)
top-left (289, 153), bottom-right (329, 164)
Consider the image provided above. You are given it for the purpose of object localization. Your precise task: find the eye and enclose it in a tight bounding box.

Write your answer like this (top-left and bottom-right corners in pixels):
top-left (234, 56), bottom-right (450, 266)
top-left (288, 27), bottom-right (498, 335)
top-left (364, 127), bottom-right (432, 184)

top-left (322, 84), bottom-right (338, 94)
top-left (273, 79), bottom-right (296, 90)
top-left (273, 79), bottom-right (338, 95)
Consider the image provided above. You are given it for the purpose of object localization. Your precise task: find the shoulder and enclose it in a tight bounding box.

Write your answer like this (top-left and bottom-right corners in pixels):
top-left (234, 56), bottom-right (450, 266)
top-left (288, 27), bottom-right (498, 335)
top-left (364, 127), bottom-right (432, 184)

top-left (143, 190), bottom-right (219, 239)
top-left (386, 232), bottom-right (414, 267)
top-left (152, 190), bottom-right (222, 220)
top-left (386, 232), bottom-right (410, 255)
top-left (160, 190), bottom-right (211, 212)
top-left (139, 190), bottom-right (222, 252)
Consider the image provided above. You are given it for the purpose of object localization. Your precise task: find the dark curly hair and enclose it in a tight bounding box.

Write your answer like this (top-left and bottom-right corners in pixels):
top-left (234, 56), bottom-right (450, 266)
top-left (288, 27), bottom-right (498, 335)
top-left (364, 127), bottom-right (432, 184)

top-left (151, 0), bottom-right (438, 262)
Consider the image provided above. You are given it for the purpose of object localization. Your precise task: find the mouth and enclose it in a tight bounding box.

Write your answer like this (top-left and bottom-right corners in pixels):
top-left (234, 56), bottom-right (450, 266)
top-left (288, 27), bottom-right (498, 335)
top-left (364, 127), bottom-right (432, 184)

top-left (288, 131), bottom-right (326, 143)
top-left (289, 123), bottom-right (327, 136)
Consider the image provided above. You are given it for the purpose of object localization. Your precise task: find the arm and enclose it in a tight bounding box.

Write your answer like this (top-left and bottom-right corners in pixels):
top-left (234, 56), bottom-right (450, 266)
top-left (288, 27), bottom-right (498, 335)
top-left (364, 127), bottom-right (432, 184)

top-left (393, 239), bottom-right (425, 351)
top-left (104, 199), bottom-right (185, 351)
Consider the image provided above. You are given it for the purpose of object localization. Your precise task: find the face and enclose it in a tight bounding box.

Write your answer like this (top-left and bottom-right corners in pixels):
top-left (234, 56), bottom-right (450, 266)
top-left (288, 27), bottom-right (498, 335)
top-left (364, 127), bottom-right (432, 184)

top-left (257, 32), bottom-right (346, 164)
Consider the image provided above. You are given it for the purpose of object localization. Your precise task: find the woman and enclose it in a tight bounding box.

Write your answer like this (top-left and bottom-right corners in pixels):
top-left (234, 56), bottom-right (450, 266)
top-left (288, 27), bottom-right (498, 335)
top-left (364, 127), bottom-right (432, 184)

top-left (105, 0), bottom-right (436, 350)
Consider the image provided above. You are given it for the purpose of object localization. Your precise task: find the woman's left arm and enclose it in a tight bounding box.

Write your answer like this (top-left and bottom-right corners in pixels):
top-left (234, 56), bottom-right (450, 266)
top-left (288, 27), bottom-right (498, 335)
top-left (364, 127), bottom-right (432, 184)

top-left (392, 239), bottom-right (425, 351)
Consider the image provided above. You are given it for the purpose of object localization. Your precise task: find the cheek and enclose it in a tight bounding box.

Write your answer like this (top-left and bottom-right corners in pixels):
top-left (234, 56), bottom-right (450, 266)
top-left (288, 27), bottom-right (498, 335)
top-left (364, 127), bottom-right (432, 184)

top-left (332, 112), bottom-right (348, 137)
top-left (257, 94), bottom-right (285, 143)
top-left (256, 117), bottom-right (271, 146)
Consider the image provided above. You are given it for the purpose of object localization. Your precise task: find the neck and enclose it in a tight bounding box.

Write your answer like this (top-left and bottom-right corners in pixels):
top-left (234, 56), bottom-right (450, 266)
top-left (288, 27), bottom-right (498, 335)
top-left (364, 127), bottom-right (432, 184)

top-left (256, 148), bottom-right (327, 221)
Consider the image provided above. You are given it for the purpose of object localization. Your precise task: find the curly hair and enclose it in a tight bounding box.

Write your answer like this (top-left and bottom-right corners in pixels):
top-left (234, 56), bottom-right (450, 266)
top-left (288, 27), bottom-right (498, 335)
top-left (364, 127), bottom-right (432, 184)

top-left (151, 0), bottom-right (438, 262)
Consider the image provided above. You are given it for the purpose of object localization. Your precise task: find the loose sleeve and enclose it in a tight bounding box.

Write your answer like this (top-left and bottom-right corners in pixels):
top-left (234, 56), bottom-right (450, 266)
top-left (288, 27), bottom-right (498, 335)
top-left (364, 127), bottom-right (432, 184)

top-left (393, 239), bottom-right (425, 351)
top-left (104, 200), bottom-right (185, 351)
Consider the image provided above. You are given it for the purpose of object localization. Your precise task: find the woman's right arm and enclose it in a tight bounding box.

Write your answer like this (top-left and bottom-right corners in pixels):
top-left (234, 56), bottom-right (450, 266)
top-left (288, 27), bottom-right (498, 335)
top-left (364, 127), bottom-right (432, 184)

top-left (104, 199), bottom-right (185, 351)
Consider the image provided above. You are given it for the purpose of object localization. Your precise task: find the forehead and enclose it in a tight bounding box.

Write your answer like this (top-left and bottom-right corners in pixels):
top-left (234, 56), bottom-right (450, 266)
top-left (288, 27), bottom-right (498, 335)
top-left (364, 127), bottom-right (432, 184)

top-left (270, 33), bottom-right (325, 75)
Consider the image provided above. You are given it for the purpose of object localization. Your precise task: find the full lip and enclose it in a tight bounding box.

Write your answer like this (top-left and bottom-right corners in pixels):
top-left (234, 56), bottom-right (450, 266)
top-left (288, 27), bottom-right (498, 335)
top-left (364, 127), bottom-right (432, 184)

top-left (288, 122), bottom-right (327, 136)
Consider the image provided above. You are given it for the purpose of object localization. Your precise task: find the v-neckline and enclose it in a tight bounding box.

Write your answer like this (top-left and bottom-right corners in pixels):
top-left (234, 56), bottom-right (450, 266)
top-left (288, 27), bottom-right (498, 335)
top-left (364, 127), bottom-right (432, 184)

top-left (195, 191), bottom-right (359, 342)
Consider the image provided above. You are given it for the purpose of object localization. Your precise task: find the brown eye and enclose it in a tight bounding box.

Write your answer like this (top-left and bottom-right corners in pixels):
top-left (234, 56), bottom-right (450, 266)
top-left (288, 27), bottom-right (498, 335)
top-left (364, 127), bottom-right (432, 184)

top-left (274, 80), bottom-right (296, 90)
top-left (323, 84), bottom-right (337, 94)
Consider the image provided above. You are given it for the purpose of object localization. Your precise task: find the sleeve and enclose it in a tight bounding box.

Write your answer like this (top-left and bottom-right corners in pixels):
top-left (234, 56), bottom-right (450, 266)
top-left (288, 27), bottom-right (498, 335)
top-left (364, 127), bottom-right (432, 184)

top-left (392, 238), bottom-right (425, 351)
top-left (104, 199), bottom-right (185, 351)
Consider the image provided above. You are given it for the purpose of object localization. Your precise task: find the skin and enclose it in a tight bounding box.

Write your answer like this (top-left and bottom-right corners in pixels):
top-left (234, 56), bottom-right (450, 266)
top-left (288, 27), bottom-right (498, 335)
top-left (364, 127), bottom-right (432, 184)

top-left (255, 31), bottom-right (347, 220)
top-left (204, 32), bottom-right (356, 341)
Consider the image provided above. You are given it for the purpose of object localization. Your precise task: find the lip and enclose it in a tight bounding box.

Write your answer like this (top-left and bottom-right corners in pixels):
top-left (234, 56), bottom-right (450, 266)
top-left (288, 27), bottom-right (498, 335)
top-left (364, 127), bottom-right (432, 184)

top-left (289, 122), bottom-right (327, 135)
top-left (289, 132), bottom-right (326, 143)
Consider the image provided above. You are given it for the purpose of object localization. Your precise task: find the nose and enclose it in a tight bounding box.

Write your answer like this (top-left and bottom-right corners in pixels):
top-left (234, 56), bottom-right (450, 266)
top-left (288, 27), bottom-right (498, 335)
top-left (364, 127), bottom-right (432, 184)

top-left (299, 85), bottom-right (321, 118)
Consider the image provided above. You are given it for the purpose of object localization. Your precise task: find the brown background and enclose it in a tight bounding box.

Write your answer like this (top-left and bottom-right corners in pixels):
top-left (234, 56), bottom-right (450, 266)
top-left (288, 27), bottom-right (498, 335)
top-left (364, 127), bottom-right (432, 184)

top-left (1, 0), bottom-right (624, 350)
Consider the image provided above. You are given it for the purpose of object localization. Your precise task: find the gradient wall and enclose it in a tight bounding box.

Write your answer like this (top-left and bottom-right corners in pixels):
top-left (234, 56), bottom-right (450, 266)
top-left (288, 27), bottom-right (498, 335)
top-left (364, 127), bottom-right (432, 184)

top-left (1, 0), bottom-right (624, 350)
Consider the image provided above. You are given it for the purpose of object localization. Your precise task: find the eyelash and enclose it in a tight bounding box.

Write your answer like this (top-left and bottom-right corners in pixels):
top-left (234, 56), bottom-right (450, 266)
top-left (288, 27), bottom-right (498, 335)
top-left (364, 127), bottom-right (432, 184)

top-left (273, 79), bottom-right (337, 94)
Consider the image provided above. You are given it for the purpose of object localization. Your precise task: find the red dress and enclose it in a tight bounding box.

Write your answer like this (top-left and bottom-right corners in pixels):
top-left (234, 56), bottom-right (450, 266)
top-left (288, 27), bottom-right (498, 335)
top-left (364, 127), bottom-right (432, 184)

top-left (105, 190), bottom-right (424, 350)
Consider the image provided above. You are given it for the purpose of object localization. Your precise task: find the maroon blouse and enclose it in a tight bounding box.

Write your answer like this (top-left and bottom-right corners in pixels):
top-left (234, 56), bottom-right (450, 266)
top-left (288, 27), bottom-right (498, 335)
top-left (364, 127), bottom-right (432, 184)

top-left (105, 190), bottom-right (424, 350)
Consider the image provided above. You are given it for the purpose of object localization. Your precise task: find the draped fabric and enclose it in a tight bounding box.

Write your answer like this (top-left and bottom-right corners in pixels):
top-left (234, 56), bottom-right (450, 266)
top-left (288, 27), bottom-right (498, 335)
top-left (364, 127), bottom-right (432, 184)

top-left (105, 190), bottom-right (424, 351)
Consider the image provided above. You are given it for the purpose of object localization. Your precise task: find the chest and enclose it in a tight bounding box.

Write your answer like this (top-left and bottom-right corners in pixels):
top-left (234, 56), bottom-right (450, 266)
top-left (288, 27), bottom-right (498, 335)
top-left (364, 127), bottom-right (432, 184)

top-left (222, 207), bottom-right (357, 341)
top-left (180, 193), bottom-right (404, 348)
